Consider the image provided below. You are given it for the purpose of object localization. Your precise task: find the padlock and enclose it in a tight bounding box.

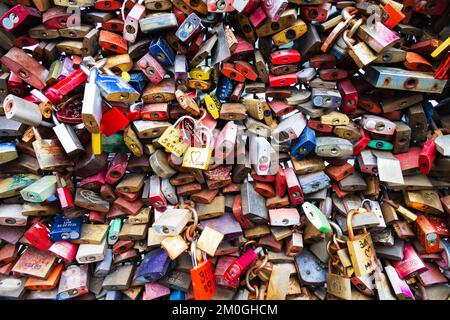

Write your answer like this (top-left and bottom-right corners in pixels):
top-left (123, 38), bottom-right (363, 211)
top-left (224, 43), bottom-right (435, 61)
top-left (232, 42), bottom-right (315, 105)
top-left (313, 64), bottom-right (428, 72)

top-left (343, 30), bottom-right (377, 69)
top-left (32, 127), bottom-right (73, 171)
top-left (56, 264), bottom-right (89, 299)
top-left (364, 66), bottom-right (447, 94)
top-left (393, 243), bottom-right (427, 279)
top-left (153, 208), bottom-right (191, 236)
top-left (381, 262), bottom-right (414, 300)
top-left (182, 126), bottom-right (213, 171)
top-left (1, 4), bottom-right (41, 32)
top-left (404, 190), bottom-right (444, 215)
top-left (52, 113), bottom-right (84, 157)
top-left (346, 209), bottom-right (378, 277)
top-left (3, 95), bottom-right (48, 127)
top-left (0, 204), bottom-right (27, 226)
top-left (261, 0), bottom-right (288, 22)
top-left (123, 2), bottom-right (145, 43)
top-left (415, 215), bottom-right (441, 254)
top-left (249, 135), bottom-right (277, 176)
top-left (50, 214), bottom-right (81, 242)
top-left (148, 175), bottom-right (167, 212)
top-left (327, 255), bottom-right (352, 300)
top-left (24, 222), bottom-right (53, 251)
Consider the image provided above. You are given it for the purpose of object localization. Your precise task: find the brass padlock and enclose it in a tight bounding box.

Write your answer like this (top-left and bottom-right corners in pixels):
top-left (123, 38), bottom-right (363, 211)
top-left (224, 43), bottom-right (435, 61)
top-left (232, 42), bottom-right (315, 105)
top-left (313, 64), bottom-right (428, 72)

top-left (32, 127), bottom-right (73, 171)
top-left (346, 210), bottom-right (378, 277)
top-left (343, 30), bottom-right (377, 69)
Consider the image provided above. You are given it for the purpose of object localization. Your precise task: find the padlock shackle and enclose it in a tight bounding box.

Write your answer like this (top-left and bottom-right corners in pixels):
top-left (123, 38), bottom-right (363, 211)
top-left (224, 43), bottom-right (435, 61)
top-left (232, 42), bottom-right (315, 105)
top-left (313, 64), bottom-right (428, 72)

top-left (191, 239), bottom-right (205, 267)
top-left (32, 127), bottom-right (42, 141)
top-left (173, 115), bottom-right (197, 128)
top-left (342, 30), bottom-right (354, 49)
top-left (346, 209), bottom-right (357, 240)
top-left (341, 6), bottom-right (359, 21)
top-left (329, 221), bottom-right (343, 238)
top-left (195, 125), bottom-right (213, 148)
top-left (245, 264), bottom-right (259, 293)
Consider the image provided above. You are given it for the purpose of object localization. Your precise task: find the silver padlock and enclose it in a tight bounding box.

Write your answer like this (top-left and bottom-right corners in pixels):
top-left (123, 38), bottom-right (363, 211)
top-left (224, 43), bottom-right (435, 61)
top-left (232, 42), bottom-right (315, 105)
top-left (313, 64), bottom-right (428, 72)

top-left (52, 112), bottom-right (85, 156)
top-left (81, 67), bottom-right (103, 133)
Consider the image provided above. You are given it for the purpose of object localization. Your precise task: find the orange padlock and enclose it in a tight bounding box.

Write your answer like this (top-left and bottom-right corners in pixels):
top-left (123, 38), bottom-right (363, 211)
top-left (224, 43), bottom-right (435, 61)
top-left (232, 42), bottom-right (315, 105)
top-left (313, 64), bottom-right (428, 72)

top-left (404, 52), bottom-right (432, 72)
top-left (190, 239), bottom-right (216, 300)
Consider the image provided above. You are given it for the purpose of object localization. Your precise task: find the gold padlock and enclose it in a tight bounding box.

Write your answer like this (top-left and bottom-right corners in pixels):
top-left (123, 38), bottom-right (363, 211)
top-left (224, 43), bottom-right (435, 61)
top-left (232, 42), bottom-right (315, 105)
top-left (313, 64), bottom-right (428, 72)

top-left (343, 30), bottom-right (377, 69)
top-left (346, 209), bottom-right (378, 277)
top-left (182, 126), bottom-right (213, 171)
top-left (157, 115), bottom-right (195, 157)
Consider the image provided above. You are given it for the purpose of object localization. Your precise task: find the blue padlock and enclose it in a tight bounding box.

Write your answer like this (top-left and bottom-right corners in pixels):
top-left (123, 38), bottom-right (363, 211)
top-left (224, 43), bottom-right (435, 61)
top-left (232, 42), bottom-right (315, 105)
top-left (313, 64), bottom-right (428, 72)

top-left (169, 290), bottom-right (186, 300)
top-left (216, 76), bottom-right (234, 102)
top-left (50, 214), bottom-right (82, 241)
top-left (128, 72), bottom-right (148, 92)
top-left (291, 126), bottom-right (316, 159)
top-left (149, 37), bottom-right (175, 68)
top-left (96, 73), bottom-right (140, 103)
top-left (422, 98), bottom-right (435, 124)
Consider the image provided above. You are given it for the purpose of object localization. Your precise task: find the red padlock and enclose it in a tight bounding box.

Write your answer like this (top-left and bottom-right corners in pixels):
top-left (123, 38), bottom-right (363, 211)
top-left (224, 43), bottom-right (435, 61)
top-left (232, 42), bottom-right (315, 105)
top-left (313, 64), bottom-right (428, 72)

top-left (42, 6), bottom-right (70, 29)
top-left (434, 52), bottom-right (450, 80)
top-left (270, 49), bottom-right (301, 65)
top-left (14, 35), bottom-right (39, 48)
top-left (223, 247), bottom-right (262, 285)
top-left (221, 63), bottom-right (246, 83)
top-left (100, 107), bottom-right (130, 137)
top-left (105, 153), bottom-right (129, 184)
top-left (138, 53), bottom-right (166, 84)
top-left (7, 72), bottom-right (25, 97)
top-left (269, 73), bottom-right (298, 87)
top-left (275, 165), bottom-right (287, 197)
top-left (125, 103), bottom-right (142, 121)
top-left (103, 18), bottom-right (125, 32)
top-left (269, 100), bottom-right (295, 117)
top-left (308, 120), bottom-right (334, 133)
top-left (301, 3), bottom-right (331, 22)
top-left (0, 4), bottom-right (41, 32)
top-left (338, 78), bottom-right (358, 114)
top-left (99, 30), bottom-right (128, 54)
top-left (235, 61), bottom-right (258, 81)
top-left (359, 95), bottom-right (383, 114)
top-left (251, 169), bottom-right (276, 182)
top-left (285, 167), bottom-right (303, 205)
top-left (94, 0), bottom-right (123, 10)
top-left (418, 138), bottom-right (436, 175)
top-left (56, 174), bottom-right (74, 210)
top-left (48, 241), bottom-right (78, 263)
top-left (232, 194), bottom-right (254, 229)
top-left (319, 68), bottom-right (348, 81)
top-left (149, 175), bottom-right (167, 212)
top-left (24, 222), bottom-right (53, 252)
top-left (249, 7), bottom-right (267, 28)
top-left (44, 68), bottom-right (88, 105)
top-left (79, 168), bottom-right (106, 190)
top-left (89, 211), bottom-right (106, 224)
top-left (254, 181), bottom-right (276, 198)
top-left (141, 103), bottom-right (169, 121)
top-left (353, 128), bottom-right (371, 156)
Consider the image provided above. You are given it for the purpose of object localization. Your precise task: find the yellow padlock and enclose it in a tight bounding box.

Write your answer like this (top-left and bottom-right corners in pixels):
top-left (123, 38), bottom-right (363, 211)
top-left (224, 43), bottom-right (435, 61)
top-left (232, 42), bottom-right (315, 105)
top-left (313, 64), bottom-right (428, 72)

top-left (204, 94), bottom-right (221, 119)
top-left (182, 126), bottom-right (213, 171)
top-left (158, 116), bottom-right (196, 157)
top-left (92, 132), bottom-right (102, 155)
